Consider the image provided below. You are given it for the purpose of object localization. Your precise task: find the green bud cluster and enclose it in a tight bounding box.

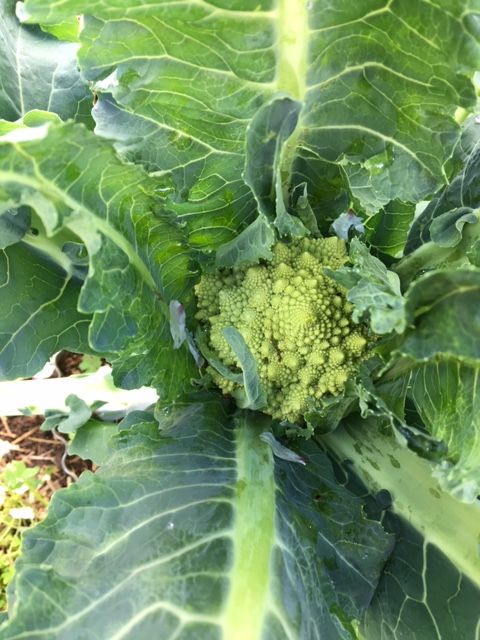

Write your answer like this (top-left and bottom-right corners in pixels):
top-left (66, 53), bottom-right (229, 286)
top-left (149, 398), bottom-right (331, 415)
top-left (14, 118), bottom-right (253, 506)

top-left (195, 237), bottom-right (370, 422)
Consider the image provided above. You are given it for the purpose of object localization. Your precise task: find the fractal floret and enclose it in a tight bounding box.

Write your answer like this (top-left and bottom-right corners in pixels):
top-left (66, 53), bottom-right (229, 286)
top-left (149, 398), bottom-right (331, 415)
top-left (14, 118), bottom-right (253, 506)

top-left (195, 237), bottom-right (371, 422)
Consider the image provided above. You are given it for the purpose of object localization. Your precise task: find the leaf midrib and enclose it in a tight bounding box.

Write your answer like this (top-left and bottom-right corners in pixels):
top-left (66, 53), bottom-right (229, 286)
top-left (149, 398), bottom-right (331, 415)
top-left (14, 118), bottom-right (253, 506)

top-left (276, 0), bottom-right (308, 101)
top-left (222, 415), bottom-right (276, 640)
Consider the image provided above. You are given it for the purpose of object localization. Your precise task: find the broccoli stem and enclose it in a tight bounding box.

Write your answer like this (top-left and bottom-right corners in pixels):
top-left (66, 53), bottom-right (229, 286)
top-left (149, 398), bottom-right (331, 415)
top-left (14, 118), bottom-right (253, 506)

top-left (0, 367), bottom-right (158, 417)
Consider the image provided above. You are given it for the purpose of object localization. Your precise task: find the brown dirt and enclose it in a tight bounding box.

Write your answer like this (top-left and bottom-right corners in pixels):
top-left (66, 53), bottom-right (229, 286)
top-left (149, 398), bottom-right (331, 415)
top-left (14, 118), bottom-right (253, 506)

top-left (0, 415), bottom-right (92, 494)
top-left (56, 350), bottom-right (85, 377)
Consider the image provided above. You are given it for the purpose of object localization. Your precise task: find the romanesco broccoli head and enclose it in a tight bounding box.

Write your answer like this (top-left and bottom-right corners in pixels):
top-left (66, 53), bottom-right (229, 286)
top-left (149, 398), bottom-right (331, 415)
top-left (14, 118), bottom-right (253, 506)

top-left (195, 237), bottom-right (371, 422)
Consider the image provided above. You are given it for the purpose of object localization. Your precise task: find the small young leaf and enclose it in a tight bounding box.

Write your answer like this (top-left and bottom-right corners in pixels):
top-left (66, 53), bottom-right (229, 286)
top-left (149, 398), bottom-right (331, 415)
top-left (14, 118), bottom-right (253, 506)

top-left (169, 300), bottom-right (187, 349)
top-left (215, 214), bottom-right (275, 268)
top-left (331, 211), bottom-right (365, 241)
top-left (327, 239), bottom-right (406, 334)
top-left (223, 327), bottom-right (267, 410)
top-left (429, 208), bottom-right (478, 248)
top-left (259, 431), bottom-right (306, 465)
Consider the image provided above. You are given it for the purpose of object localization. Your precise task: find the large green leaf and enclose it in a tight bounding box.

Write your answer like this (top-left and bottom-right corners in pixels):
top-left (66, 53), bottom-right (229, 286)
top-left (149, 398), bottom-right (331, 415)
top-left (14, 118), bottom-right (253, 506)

top-left (393, 116), bottom-right (480, 285)
top-left (0, 241), bottom-right (91, 379)
top-left (0, 116), bottom-right (197, 398)
top-left (362, 515), bottom-right (480, 640)
top-left (406, 115), bottom-right (480, 253)
top-left (20, 0), bottom-right (480, 245)
top-left (362, 356), bottom-right (480, 503)
top-left (402, 268), bottom-right (480, 364)
top-left (409, 360), bottom-right (480, 502)
top-left (0, 206), bottom-right (30, 248)
top-left (1, 396), bottom-right (391, 639)
top-left (0, 0), bottom-right (91, 124)
top-left (322, 419), bottom-right (480, 640)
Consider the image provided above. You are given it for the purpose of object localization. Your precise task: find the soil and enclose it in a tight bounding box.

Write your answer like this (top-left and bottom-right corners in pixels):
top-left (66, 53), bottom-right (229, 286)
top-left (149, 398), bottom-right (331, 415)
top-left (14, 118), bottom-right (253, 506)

top-left (56, 350), bottom-right (85, 377)
top-left (0, 415), bottom-right (93, 499)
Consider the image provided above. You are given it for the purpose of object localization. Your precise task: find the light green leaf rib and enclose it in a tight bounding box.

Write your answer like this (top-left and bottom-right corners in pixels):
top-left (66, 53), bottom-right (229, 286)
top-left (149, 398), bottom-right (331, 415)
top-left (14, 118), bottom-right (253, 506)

top-left (222, 412), bottom-right (275, 640)
top-left (276, 0), bottom-right (308, 100)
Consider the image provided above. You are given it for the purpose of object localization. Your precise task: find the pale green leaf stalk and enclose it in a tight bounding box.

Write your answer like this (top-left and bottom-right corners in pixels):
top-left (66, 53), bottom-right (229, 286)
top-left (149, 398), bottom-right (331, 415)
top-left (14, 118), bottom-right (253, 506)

top-left (0, 368), bottom-right (157, 418)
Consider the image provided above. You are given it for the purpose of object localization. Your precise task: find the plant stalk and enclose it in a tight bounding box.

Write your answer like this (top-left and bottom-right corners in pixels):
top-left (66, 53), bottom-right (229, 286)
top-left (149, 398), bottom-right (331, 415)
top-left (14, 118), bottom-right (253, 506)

top-left (321, 420), bottom-right (480, 587)
top-left (0, 367), bottom-right (158, 417)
